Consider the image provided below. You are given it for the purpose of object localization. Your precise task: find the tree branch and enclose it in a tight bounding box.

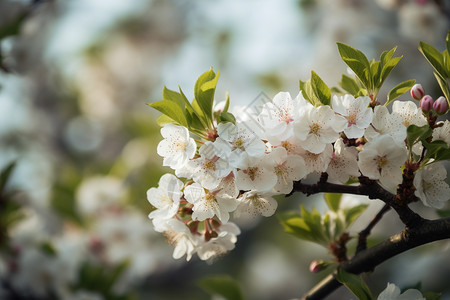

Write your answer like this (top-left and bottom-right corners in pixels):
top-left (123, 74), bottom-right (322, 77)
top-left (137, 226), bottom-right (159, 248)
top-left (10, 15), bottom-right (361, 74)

top-left (301, 217), bottom-right (450, 300)
top-left (291, 178), bottom-right (425, 228)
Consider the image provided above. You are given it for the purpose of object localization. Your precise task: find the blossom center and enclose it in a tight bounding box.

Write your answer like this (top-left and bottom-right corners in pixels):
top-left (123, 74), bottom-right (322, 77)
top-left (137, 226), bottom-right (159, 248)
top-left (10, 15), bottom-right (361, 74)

top-left (244, 167), bottom-right (258, 181)
top-left (174, 141), bottom-right (187, 152)
top-left (346, 114), bottom-right (357, 126)
top-left (233, 138), bottom-right (245, 150)
top-left (309, 123), bottom-right (321, 135)
top-left (377, 155), bottom-right (388, 171)
top-left (204, 160), bottom-right (216, 170)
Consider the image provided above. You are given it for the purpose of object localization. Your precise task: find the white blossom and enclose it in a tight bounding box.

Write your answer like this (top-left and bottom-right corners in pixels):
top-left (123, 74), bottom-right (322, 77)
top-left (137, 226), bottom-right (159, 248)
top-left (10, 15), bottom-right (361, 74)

top-left (377, 283), bottom-right (424, 300)
top-left (266, 147), bottom-right (307, 194)
top-left (294, 104), bottom-right (347, 154)
top-left (147, 173), bottom-right (184, 228)
top-left (215, 122), bottom-right (266, 168)
top-left (159, 218), bottom-right (197, 261)
top-left (234, 190), bottom-right (278, 218)
top-left (326, 138), bottom-right (360, 184)
top-left (235, 155), bottom-right (277, 192)
top-left (184, 183), bottom-right (237, 223)
top-left (332, 94), bottom-right (373, 138)
top-left (432, 120), bottom-right (450, 146)
top-left (358, 135), bottom-right (407, 192)
top-left (258, 91), bottom-right (305, 144)
top-left (297, 143), bottom-right (333, 174)
top-left (391, 100), bottom-right (427, 128)
top-left (365, 105), bottom-right (406, 144)
top-left (188, 141), bottom-right (232, 189)
top-left (196, 222), bottom-right (240, 261)
top-left (157, 123), bottom-right (197, 170)
top-left (414, 162), bottom-right (450, 209)
top-left (213, 171), bottom-right (239, 199)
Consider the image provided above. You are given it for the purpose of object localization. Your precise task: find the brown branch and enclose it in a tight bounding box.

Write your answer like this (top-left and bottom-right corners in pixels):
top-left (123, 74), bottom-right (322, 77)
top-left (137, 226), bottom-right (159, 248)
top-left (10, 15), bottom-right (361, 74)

top-left (301, 217), bottom-right (450, 300)
top-left (291, 178), bottom-right (425, 228)
top-left (356, 204), bottom-right (391, 254)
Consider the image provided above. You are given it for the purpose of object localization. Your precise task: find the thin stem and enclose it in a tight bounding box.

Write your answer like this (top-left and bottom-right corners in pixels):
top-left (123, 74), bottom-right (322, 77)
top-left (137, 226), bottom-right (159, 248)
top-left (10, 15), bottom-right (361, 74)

top-left (356, 203), bottom-right (391, 254)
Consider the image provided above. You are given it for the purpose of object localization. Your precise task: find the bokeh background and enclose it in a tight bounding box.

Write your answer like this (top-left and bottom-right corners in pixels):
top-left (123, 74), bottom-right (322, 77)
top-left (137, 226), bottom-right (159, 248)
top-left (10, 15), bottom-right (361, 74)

top-left (0, 0), bottom-right (449, 299)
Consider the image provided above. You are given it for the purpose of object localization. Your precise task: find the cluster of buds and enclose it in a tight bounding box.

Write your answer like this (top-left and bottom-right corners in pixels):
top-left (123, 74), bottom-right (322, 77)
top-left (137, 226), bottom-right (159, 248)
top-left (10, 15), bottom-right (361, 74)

top-left (410, 84), bottom-right (449, 115)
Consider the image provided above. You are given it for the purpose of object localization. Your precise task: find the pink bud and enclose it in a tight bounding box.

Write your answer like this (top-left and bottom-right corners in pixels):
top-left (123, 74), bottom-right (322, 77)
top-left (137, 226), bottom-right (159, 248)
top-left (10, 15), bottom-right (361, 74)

top-left (433, 96), bottom-right (449, 115)
top-left (419, 95), bottom-right (433, 112)
top-left (309, 260), bottom-right (328, 273)
top-left (410, 84), bottom-right (425, 100)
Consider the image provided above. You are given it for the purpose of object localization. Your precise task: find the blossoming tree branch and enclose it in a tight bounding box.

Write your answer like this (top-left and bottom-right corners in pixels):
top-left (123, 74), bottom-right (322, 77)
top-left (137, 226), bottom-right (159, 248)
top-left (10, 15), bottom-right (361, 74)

top-left (146, 32), bottom-right (450, 300)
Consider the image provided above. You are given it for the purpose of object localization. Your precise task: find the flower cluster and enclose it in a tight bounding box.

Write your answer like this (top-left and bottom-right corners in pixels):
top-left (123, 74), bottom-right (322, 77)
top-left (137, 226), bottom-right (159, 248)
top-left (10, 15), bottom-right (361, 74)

top-left (147, 85), bottom-right (450, 261)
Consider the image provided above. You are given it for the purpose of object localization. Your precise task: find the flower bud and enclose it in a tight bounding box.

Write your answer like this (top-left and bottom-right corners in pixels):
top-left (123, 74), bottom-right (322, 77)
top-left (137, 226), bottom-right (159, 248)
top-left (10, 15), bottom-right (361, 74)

top-left (309, 260), bottom-right (329, 273)
top-left (410, 84), bottom-right (425, 100)
top-left (433, 96), bottom-right (449, 115)
top-left (419, 95), bottom-right (433, 112)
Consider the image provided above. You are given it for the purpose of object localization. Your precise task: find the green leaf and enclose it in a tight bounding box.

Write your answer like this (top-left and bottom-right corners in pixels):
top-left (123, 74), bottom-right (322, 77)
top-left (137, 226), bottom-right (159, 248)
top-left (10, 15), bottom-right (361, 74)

top-left (339, 74), bottom-right (361, 95)
top-left (194, 68), bottom-right (220, 124)
top-left (0, 11), bottom-right (28, 41)
top-left (385, 79), bottom-right (416, 106)
top-left (300, 79), bottom-right (319, 106)
top-left (179, 87), bottom-right (208, 131)
top-left (219, 111), bottom-right (236, 124)
top-left (223, 92), bottom-right (231, 113)
top-left (162, 86), bottom-right (184, 109)
top-left (301, 206), bottom-right (327, 243)
top-left (343, 204), bottom-right (368, 226)
top-left (311, 71), bottom-right (331, 105)
top-left (422, 140), bottom-right (450, 161)
top-left (147, 100), bottom-right (188, 127)
top-left (379, 56), bottom-right (402, 89)
top-left (324, 193), bottom-right (342, 212)
top-left (419, 41), bottom-right (448, 78)
top-left (40, 242), bottom-right (57, 256)
top-left (423, 291), bottom-right (442, 300)
top-left (0, 161), bottom-right (16, 194)
top-left (337, 43), bottom-right (372, 89)
top-left (436, 209), bottom-right (450, 218)
top-left (406, 125), bottom-right (432, 149)
top-left (446, 30), bottom-right (450, 58)
top-left (155, 114), bottom-right (175, 127)
top-left (336, 269), bottom-right (374, 300)
top-left (198, 275), bottom-right (244, 300)
top-left (433, 72), bottom-right (450, 108)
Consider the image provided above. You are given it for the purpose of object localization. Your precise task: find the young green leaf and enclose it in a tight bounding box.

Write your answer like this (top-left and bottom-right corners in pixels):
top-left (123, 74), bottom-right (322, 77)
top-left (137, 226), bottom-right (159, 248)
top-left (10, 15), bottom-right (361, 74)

top-left (343, 204), bottom-right (368, 226)
top-left (385, 79), bottom-right (416, 106)
top-left (406, 125), bottom-right (432, 149)
top-left (147, 100), bottom-right (188, 127)
top-left (311, 71), bottom-right (331, 105)
top-left (446, 30), bottom-right (450, 58)
top-left (419, 41), bottom-right (448, 78)
top-left (198, 275), bottom-right (245, 300)
top-left (422, 140), bottom-right (450, 162)
top-left (336, 269), bottom-right (374, 300)
top-left (219, 111), bottom-right (236, 124)
top-left (0, 161), bottom-right (16, 194)
top-left (339, 74), bottom-right (361, 96)
top-left (379, 55), bottom-right (402, 89)
top-left (324, 193), bottom-right (342, 212)
top-left (162, 86), bottom-right (185, 110)
top-left (433, 72), bottom-right (450, 108)
top-left (223, 91), bottom-right (231, 113)
top-left (337, 43), bottom-right (372, 89)
top-left (194, 68), bottom-right (220, 124)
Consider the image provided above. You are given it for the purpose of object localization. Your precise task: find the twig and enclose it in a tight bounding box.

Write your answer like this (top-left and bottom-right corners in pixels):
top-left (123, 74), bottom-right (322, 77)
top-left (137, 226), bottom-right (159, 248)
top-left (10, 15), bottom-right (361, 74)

top-left (356, 203), bottom-right (391, 254)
